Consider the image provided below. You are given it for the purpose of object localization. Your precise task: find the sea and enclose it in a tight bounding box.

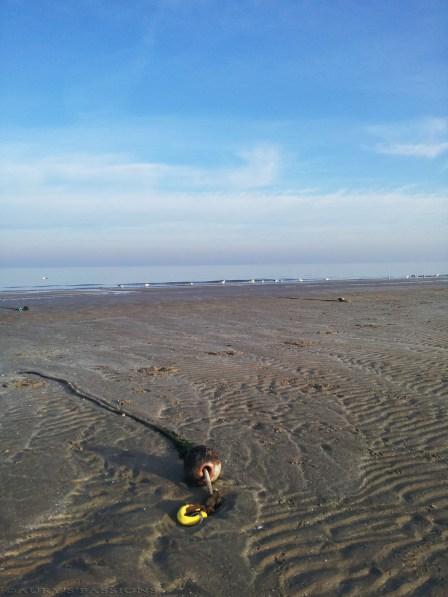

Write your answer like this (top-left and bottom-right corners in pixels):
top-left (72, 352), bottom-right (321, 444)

top-left (0, 261), bottom-right (447, 293)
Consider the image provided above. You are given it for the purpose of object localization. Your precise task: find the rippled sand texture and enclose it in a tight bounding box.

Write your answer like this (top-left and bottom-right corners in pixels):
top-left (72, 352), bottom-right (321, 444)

top-left (0, 282), bottom-right (447, 596)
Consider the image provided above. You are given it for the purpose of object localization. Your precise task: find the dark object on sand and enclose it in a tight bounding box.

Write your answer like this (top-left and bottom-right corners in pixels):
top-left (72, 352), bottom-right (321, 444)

top-left (177, 487), bottom-right (223, 526)
top-left (204, 488), bottom-right (223, 513)
top-left (18, 369), bottom-right (222, 487)
top-left (177, 488), bottom-right (223, 524)
top-left (178, 456), bottom-right (223, 526)
top-left (337, 297), bottom-right (350, 303)
top-left (183, 445), bottom-right (222, 486)
top-left (16, 306), bottom-right (30, 311)
top-left (18, 370), bottom-right (224, 527)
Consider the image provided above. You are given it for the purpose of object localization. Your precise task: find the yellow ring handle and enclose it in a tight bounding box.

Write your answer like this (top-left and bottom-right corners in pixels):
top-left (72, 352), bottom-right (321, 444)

top-left (177, 504), bottom-right (208, 527)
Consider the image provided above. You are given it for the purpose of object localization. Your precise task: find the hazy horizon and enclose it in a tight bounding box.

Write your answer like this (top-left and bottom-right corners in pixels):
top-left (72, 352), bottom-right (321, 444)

top-left (2, 260), bottom-right (448, 292)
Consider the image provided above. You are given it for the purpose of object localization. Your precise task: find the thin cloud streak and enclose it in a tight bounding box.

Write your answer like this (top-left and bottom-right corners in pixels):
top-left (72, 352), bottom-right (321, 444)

top-left (2, 184), bottom-right (446, 224)
top-left (374, 142), bottom-right (448, 159)
top-left (0, 144), bottom-right (281, 192)
top-left (368, 117), bottom-right (448, 159)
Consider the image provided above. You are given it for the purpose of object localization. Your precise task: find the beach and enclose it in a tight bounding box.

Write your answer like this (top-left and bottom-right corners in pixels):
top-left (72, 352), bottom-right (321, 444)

top-left (0, 280), bottom-right (447, 596)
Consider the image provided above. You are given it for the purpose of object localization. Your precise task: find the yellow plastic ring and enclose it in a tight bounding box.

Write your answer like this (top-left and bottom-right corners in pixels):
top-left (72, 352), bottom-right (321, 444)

top-left (177, 504), bottom-right (208, 527)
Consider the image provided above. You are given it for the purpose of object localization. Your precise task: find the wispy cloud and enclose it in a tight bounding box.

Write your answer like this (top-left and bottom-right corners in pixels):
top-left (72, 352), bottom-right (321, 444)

top-left (375, 142), bottom-right (448, 158)
top-left (0, 143), bottom-right (281, 194)
top-left (368, 117), bottom-right (448, 159)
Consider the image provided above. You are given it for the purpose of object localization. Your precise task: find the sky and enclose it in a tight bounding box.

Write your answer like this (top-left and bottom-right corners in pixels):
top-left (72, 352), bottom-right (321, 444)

top-left (1, 0), bottom-right (447, 267)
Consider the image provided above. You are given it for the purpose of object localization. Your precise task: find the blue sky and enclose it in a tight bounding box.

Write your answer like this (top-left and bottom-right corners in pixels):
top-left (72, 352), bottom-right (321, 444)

top-left (1, 0), bottom-right (447, 267)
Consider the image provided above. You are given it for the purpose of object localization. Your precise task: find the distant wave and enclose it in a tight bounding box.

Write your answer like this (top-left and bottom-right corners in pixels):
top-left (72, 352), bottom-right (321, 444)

top-left (1, 273), bottom-right (446, 294)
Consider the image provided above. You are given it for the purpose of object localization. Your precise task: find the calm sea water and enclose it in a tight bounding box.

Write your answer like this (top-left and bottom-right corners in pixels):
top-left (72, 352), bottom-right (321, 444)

top-left (0, 261), bottom-right (447, 292)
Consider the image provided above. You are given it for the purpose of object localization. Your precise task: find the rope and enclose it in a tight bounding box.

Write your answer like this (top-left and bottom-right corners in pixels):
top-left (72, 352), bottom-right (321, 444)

top-left (18, 370), bottom-right (195, 458)
top-left (204, 467), bottom-right (213, 496)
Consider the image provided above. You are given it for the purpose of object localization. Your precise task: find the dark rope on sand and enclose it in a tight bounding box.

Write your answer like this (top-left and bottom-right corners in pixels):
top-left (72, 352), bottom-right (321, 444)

top-left (18, 370), bottom-right (195, 458)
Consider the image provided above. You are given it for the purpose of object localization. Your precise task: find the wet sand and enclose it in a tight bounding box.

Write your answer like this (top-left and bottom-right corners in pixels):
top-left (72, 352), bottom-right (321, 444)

top-left (0, 281), bottom-right (447, 596)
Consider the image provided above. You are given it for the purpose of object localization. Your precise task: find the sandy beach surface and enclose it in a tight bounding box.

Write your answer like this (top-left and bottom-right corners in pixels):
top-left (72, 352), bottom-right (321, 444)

top-left (0, 281), bottom-right (447, 596)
